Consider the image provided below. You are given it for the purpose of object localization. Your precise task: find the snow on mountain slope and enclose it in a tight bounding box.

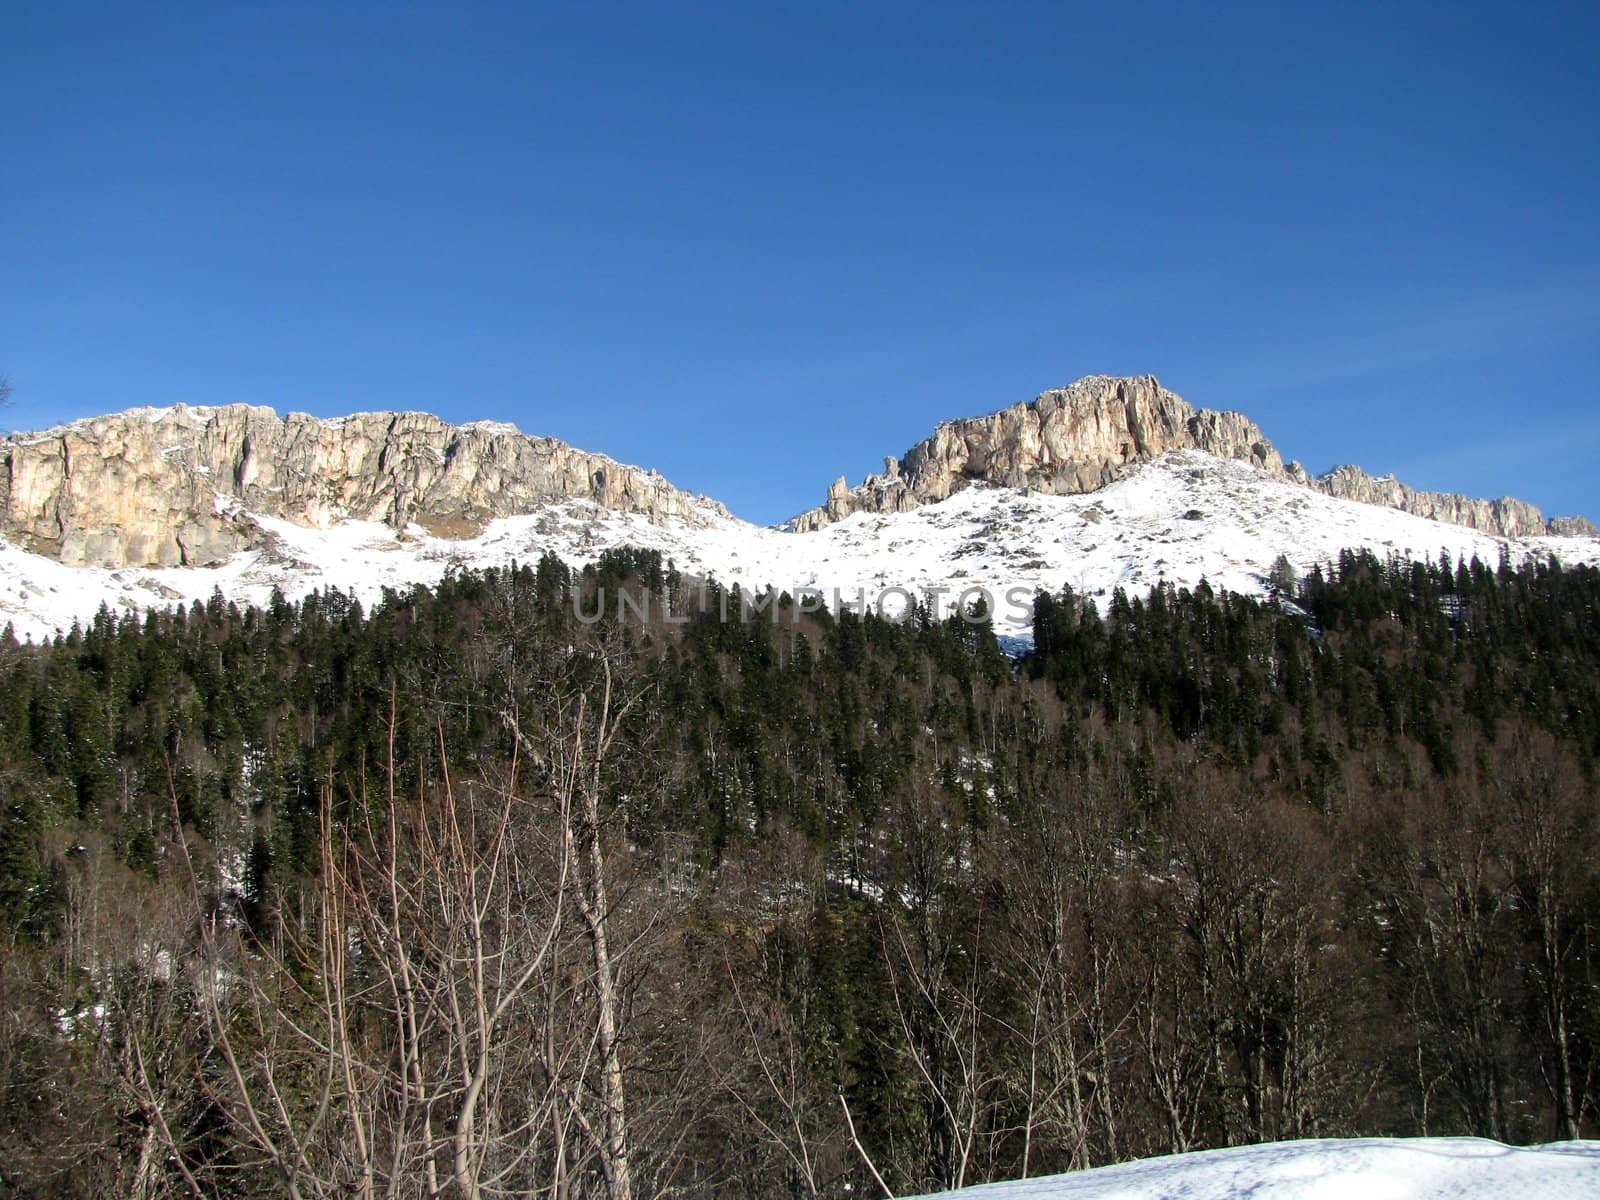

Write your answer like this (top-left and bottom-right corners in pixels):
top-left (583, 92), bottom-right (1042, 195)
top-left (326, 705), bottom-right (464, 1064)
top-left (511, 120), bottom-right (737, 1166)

top-left (901, 1137), bottom-right (1600, 1200)
top-left (3, 450), bottom-right (1598, 643)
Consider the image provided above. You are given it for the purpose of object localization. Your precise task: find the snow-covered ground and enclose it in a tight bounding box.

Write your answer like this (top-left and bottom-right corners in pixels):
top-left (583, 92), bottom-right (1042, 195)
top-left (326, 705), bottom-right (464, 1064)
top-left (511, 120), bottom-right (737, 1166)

top-left (903, 1137), bottom-right (1600, 1199)
top-left (3, 449), bottom-right (1599, 643)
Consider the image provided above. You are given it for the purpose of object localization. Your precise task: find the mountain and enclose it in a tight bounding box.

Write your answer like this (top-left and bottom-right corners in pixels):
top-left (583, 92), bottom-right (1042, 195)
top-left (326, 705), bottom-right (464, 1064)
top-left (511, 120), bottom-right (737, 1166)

top-left (2, 377), bottom-right (1597, 642)
top-left (8, 395), bottom-right (1600, 1198)
top-left (787, 374), bottom-right (1596, 538)
top-left (0, 403), bottom-right (724, 569)
top-left (788, 374), bottom-right (1285, 530)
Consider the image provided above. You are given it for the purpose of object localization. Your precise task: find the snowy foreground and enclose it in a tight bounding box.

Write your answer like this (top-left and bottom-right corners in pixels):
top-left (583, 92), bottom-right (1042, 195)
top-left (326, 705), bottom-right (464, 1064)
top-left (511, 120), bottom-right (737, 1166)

top-left (902, 1137), bottom-right (1600, 1200)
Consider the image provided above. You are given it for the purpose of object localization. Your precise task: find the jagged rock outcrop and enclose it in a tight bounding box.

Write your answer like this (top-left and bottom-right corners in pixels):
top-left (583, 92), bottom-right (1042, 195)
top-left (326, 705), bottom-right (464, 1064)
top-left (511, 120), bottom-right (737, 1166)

top-left (1308, 465), bottom-right (1552, 538)
top-left (788, 374), bottom-right (1592, 540)
top-left (788, 375), bottom-right (1282, 531)
top-left (2, 405), bottom-right (724, 568)
top-left (1549, 515), bottom-right (1600, 538)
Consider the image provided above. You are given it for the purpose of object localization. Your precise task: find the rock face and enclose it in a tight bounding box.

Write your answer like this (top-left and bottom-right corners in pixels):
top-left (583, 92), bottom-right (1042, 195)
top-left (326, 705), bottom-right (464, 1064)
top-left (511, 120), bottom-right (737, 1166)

top-left (5, 380), bottom-right (1591, 570)
top-left (1549, 515), bottom-right (1600, 538)
top-left (2, 405), bottom-right (725, 568)
top-left (788, 374), bottom-right (1592, 540)
top-left (1308, 464), bottom-right (1552, 539)
top-left (788, 376), bottom-right (1281, 531)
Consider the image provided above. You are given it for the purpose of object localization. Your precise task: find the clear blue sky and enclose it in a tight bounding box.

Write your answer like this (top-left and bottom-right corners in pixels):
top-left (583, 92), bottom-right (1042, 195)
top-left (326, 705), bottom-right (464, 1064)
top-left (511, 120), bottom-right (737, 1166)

top-left (5, 2), bottom-right (1598, 525)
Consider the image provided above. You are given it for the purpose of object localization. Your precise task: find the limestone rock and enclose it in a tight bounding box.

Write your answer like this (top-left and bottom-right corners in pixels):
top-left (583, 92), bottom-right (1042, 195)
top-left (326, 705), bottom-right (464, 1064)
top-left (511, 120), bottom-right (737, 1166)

top-left (2, 405), bottom-right (725, 568)
top-left (786, 374), bottom-right (1591, 541)
top-left (7, 380), bottom-right (1591, 571)
top-left (1310, 465), bottom-right (1549, 538)
top-left (788, 375), bottom-right (1281, 531)
top-left (1549, 515), bottom-right (1600, 538)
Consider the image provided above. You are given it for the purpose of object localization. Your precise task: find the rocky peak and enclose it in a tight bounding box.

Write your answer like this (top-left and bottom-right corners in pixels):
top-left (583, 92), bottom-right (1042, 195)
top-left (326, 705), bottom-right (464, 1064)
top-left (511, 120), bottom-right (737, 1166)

top-left (2, 404), bottom-right (725, 568)
top-left (787, 374), bottom-right (1592, 541)
top-left (787, 375), bottom-right (1281, 531)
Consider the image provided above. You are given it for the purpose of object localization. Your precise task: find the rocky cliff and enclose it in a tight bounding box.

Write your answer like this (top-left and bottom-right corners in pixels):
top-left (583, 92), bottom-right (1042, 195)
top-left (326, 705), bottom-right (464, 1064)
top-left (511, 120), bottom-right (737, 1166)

top-left (788, 374), bottom-right (1592, 540)
top-left (1, 405), bottom-right (724, 568)
top-left (1306, 464), bottom-right (1562, 539)
top-left (789, 376), bottom-right (1281, 531)
top-left (6, 381), bottom-right (1592, 571)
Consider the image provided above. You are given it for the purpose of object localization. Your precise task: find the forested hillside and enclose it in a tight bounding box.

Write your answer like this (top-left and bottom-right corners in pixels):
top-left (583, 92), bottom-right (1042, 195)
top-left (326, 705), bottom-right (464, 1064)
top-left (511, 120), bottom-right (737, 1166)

top-left (1, 548), bottom-right (1597, 1198)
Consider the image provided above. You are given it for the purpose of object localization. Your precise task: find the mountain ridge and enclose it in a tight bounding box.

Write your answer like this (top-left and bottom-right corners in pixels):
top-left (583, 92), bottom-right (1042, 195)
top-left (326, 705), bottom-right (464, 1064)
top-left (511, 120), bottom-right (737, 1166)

top-left (1, 375), bottom-right (1596, 644)
top-left (1, 402), bottom-right (726, 569)
top-left (786, 374), bottom-right (1595, 538)
top-left (3, 447), bottom-right (1598, 645)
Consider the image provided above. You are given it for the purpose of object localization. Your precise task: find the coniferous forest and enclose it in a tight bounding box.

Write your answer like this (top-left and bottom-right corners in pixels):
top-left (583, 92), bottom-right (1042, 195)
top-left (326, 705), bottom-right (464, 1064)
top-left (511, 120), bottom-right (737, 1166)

top-left (1, 548), bottom-right (1598, 1198)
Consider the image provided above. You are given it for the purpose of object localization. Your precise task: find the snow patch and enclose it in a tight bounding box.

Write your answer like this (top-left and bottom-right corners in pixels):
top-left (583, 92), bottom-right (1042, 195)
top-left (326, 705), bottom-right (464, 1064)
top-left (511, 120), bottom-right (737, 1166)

top-left (904, 1137), bottom-right (1600, 1200)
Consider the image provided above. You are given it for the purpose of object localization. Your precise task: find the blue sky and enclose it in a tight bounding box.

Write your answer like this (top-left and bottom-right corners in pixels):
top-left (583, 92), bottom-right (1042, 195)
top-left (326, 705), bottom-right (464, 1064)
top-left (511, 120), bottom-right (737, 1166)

top-left (4, 2), bottom-right (1597, 525)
